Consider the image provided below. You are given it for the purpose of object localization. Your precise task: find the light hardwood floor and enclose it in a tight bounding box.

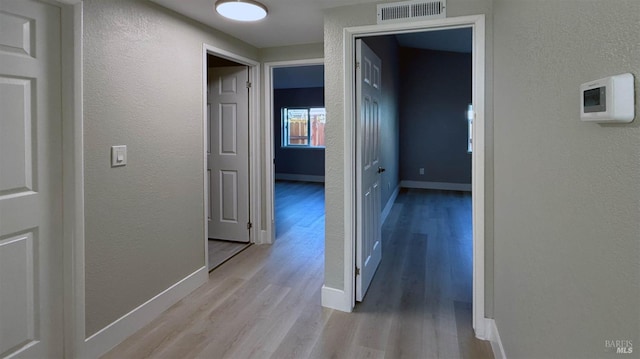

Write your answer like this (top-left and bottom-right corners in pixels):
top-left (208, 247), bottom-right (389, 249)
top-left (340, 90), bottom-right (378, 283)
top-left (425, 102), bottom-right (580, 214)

top-left (104, 183), bottom-right (493, 359)
top-left (208, 239), bottom-right (252, 271)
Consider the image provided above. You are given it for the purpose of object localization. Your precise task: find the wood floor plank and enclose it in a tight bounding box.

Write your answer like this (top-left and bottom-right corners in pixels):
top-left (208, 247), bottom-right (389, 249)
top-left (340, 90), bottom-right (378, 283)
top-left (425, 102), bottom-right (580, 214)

top-left (208, 239), bottom-right (251, 271)
top-left (384, 233), bottom-right (427, 359)
top-left (350, 345), bottom-right (386, 359)
top-left (101, 276), bottom-right (246, 359)
top-left (227, 257), bottom-right (324, 358)
top-left (269, 291), bottom-right (332, 359)
top-left (352, 201), bottom-right (411, 354)
top-left (103, 184), bottom-right (493, 359)
top-left (195, 284), bottom-right (291, 358)
top-left (307, 310), bottom-right (359, 359)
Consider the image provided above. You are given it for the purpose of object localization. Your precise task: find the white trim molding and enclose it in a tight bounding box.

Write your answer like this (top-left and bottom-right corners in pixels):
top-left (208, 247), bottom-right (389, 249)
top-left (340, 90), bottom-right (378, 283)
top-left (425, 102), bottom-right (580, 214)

top-left (258, 229), bottom-right (270, 245)
top-left (470, 14), bottom-right (486, 340)
top-left (333, 14), bottom-right (486, 341)
top-left (482, 319), bottom-right (507, 359)
top-left (79, 267), bottom-right (208, 358)
top-left (58, 1), bottom-right (84, 358)
top-left (263, 58), bottom-right (325, 245)
top-left (381, 185), bottom-right (400, 225)
top-left (401, 180), bottom-right (471, 192)
top-left (320, 286), bottom-right (352, 312)
top-left (275, 173), bottom-right (325, 183)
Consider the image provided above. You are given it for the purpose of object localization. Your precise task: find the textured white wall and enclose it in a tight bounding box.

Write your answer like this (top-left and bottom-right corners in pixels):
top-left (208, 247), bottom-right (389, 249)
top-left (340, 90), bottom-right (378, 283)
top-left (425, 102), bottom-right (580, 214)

top-left (323, 2), bottom-right (378, 293)
top-left (493, 1), bottom-right (640, 357)
top-left (323, 0), bottom-right (495, 315)
top-left (259, 43), bottom-right (324, 63)
top-left (83, 0), bottom-right (258, 336)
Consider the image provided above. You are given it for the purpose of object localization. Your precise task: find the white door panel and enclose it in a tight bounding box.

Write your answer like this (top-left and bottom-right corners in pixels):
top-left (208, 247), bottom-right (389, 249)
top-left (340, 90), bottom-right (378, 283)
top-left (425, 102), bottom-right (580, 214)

top-left (207, 66), bottom-right (250, 243)
top-left (0, 0), bottom-right (63, 357)
top-left (356, 40), bottom-right (382, 301)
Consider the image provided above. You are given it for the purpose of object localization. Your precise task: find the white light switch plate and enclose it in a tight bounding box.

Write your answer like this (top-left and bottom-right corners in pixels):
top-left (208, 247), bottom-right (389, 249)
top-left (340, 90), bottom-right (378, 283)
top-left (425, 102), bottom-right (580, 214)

top-left (111, 145), bottom-right (127, 167)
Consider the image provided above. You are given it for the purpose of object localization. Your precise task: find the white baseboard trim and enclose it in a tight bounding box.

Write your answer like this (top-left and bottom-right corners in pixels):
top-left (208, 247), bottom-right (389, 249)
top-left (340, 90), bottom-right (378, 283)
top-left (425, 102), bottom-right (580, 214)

top-left (481, 319), bottom-right (507, 359)
top-left (275, 173), bottom-right (325, 183)
top-left (321, 286), bottom-right (352, 312)
top-left (381, 185), bottom-right (400, 225)
top-left (81, 266), bottom-right (208, 358)
top-left (401, 180), bottom-right (471, 192)
top-left (475, 316), bottom-right (491, 340)
top-left (258, 229), bottom-right (272, 245)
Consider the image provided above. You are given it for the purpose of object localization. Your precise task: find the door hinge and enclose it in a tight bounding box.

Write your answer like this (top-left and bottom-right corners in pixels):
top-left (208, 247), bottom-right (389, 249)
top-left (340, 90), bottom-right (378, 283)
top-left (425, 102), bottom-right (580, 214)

top-left (356, 61), bottom-right (360, 70)
top-left (355, 267), bottom-right (360, 276)
top-left (247, 222), bottom-right (253, 230)
top-left (246, 81), bottom-right (252, 88)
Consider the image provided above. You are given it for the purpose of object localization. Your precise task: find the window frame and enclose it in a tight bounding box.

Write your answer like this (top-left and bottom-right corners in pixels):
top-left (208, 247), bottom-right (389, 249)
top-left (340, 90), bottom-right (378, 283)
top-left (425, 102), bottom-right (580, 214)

top-left (281, 107), bottom-right (326, 148)
top-left (467, 103), bottom-right (473, 153)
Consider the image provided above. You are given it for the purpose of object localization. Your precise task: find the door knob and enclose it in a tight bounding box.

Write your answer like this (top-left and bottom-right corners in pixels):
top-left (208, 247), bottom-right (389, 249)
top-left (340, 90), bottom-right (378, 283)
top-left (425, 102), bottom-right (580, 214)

top-left (377, 167), bottom-right (386, 174)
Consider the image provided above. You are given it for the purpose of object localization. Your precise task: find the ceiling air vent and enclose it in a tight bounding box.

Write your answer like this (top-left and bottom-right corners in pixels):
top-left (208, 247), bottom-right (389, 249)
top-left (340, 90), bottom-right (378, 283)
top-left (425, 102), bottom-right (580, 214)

top-left (377, 0), bottom-right (446, 24)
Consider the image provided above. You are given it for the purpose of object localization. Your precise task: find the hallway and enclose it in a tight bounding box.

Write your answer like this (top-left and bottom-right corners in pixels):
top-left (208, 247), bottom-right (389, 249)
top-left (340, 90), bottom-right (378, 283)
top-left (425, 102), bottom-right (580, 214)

top-left (104, 184), bottom-right (492, 358)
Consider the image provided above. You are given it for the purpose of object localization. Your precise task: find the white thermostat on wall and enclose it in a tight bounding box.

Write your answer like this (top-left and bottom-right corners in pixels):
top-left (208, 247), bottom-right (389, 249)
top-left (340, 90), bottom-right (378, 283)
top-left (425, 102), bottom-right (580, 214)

top-left (580, 73), bottom-right (635, 123)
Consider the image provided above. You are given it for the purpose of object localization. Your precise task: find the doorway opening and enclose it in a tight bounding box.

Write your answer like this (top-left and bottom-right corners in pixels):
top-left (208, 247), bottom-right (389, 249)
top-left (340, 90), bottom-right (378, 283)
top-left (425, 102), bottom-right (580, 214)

top-left (272, 65), bottom-right (326, 243)
top-left (264, 59), bottom-right (325, 244)
top-left (341, 15), bottom-right (487, 339)
top-left (203, 46), bottom-right (260, 271)
top-left (356, 28), bottom-right (473, 298)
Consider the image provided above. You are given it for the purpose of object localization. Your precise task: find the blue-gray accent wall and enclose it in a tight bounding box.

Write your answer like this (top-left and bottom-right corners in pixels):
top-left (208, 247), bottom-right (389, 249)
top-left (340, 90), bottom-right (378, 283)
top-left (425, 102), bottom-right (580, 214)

top-left (399, 48), bottom-right (472, 184)
top-left (273, 87), bottom-right (325, 178)
top-left (273, 65), bottom-right (324, 89)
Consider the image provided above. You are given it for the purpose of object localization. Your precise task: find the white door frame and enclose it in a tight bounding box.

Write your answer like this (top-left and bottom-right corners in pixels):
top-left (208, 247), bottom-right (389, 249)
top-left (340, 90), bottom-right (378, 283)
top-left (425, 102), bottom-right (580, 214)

top-left (262, 58), bottom-right (324, 244)
top-left (342, 15), bottom-right (488, 339)
top-left (202, 44), bottom-right (261, 267)
top-left (55, 0), bottom-right (84, 358)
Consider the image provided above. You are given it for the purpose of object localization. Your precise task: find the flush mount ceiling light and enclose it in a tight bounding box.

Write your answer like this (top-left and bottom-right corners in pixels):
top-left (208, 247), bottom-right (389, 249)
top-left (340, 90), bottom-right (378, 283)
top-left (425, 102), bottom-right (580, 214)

top-left (215, 0), bottom-right (268, 22)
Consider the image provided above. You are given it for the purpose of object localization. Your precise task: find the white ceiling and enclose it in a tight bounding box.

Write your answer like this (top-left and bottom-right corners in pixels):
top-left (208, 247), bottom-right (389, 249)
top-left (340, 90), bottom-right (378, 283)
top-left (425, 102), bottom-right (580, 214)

top-left (150, 0), bottom-right (382, 48)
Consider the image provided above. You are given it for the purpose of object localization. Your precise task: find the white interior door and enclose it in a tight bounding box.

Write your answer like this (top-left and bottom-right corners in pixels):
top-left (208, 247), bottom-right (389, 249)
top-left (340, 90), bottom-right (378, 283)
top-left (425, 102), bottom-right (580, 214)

top-left (207, 66), bottom-right (250, 243)
top-left (355, 40), bottom-right (383, 301)
top-left (0, 0), bottom-right (63, 357)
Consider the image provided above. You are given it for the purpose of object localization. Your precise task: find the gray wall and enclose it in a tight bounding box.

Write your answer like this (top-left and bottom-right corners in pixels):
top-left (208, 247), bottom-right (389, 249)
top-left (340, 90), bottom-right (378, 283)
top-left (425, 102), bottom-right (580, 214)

top-left (399, 48), bottom-right (472, 184)
top-left (83, 0), bottom-right (258, 337)
top-left (259, 43), bottom-right (324, 63)
top-left (362, 35), bottom-right (401, 210)
top-left (323, 0), bottom-right (495, 316)
top-left (273, 87), bottom-right (325, 178)
top-left (493, 0), bottom-right (640, 357)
